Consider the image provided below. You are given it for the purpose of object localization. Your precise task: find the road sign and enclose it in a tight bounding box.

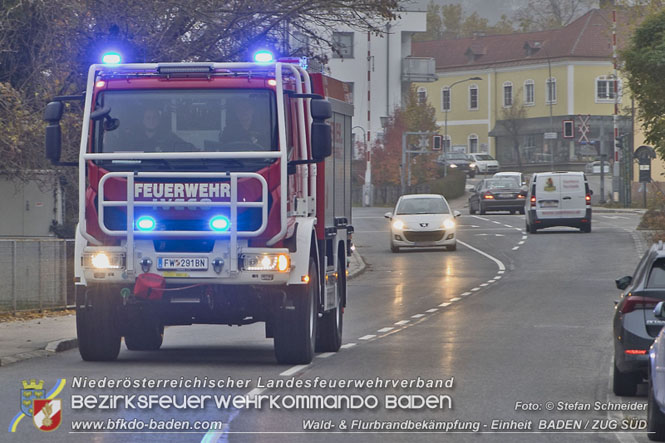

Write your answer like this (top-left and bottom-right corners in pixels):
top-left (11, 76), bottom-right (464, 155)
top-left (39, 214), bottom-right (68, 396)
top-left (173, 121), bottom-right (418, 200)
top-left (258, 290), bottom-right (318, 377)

top-left (544, 132), bottom-right (557, 140)
top-left (577, 114), bottom-right (590, 144)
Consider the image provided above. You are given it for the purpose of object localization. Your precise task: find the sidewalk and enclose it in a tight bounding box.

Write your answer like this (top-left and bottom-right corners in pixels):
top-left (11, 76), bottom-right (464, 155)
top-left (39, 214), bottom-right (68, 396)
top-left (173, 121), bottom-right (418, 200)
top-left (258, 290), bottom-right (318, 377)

top-left (0, 250), bottom-right (368, 366)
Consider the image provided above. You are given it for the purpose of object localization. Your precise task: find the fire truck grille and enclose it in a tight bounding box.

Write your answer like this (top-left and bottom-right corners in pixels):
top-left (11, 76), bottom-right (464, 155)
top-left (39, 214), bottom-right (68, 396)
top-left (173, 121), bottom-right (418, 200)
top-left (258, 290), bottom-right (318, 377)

top-left (403, 230), bottom-right (445, 242)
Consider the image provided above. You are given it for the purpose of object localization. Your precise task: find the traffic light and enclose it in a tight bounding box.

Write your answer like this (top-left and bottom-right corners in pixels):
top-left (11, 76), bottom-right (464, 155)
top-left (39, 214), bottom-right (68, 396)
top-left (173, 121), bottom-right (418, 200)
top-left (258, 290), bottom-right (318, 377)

top-left (615, 137), bottom-right (624, 150)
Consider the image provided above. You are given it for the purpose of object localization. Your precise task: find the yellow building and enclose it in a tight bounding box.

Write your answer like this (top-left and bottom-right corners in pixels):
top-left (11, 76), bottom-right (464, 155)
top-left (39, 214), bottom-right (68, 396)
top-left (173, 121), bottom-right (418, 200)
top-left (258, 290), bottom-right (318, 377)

top-left (411, 8), bottom-right (636, 184)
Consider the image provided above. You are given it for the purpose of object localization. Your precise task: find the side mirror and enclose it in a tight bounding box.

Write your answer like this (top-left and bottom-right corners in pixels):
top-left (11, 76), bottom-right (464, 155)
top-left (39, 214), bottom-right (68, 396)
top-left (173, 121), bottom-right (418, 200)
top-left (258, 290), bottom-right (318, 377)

top-left (655, 302), bottom-right (665, 319)
top-left (44, 101), bottom-right (64, 163)
top-left (310, 99), bottom-right (332, 161)
top-left (589, 189), bottom-right (594, 196)
top-left (384, 212), bottom-right (392, 219)
top-left (615, 275), bottom-right (632, 290)
top-left (454, 210), bottom-right (461, 218)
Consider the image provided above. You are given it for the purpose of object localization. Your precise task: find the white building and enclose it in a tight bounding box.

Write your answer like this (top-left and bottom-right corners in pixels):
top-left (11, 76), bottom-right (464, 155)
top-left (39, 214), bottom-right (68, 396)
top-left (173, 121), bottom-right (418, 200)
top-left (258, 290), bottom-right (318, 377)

top-left (321, 11), bottom-right (429, 147)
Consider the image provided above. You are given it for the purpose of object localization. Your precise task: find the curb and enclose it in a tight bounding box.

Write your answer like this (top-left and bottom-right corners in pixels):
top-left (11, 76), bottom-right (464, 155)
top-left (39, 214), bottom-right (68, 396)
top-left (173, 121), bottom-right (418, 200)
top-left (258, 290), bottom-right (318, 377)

top-left (347, 250), bottom-right (367, 279)
top-left (0, 338), bottom-right (78, 367)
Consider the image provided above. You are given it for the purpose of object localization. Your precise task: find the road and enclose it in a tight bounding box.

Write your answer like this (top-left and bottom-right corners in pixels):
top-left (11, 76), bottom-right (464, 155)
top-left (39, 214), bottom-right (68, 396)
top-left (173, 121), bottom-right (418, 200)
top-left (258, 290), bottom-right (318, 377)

top-left (0, 203), bottom-right (651, 442)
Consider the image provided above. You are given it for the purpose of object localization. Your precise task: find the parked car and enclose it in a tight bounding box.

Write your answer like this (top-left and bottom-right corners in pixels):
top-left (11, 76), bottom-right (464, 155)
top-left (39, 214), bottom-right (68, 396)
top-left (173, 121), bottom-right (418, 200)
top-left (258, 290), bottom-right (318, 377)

top-left (525, 171), bottom-right (591, 233)
top-left (468, 153), bottom-right (500, 174)
top-left (613, 241), bottom-right (665, 397)
top-left (585, 160), bottom-right (610, 175)
top-left (436, 152), bottom-right (477, 177)
top-left (648, 302), bottom-right (665, 440)
top-left (468, 178), bottom-right (526, 215)
top-left (384, 194), bottom-right (461, 253)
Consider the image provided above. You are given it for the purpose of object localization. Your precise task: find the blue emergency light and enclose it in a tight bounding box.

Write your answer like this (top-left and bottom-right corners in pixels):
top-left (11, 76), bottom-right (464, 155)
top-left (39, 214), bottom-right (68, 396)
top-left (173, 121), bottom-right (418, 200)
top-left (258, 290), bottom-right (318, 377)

top-left (136, 216), bottom-right (156, 231)
top-left (253, 50), bottom-right (274, 64)
top-left (209, 215), bottom-right (230, 232)
top-left (102, 52), bottom-right (122, 64)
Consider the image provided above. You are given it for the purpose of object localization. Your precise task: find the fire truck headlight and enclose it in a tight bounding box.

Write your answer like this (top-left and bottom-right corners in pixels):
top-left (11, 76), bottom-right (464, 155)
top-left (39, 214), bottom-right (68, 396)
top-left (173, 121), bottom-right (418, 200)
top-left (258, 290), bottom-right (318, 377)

top-left (102, 52), bottom-right (122, 64)
top-left (136, 216), bottom-right (156, 231)
top-left (241, 253), bottom-right (290, 272)
top-left (85, 252), bottom-right (125, 269)
top-left (210, 215), bottom-right (230, 232)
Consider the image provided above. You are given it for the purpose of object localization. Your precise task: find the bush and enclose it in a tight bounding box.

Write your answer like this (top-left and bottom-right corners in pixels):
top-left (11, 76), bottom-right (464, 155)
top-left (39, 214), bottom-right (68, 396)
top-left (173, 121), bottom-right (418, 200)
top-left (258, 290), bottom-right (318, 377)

top-left (427, 169), bottom-right (466, 200)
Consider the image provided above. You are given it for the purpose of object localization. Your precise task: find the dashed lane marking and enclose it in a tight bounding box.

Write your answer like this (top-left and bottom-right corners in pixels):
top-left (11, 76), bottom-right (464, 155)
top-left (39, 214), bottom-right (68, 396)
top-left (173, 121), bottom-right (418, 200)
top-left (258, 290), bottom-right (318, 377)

top-left (450, 297), bottom-right (462, 302)
top-left (280, 365), bottom-right (309, 377)
top-left (359, 335), bottom-right (376, 341)
top-left (316, 353), bottom-right (335, 359)
top-left (394, 320), bottom-right (410, 326)
top-left (461, 292), bottom-right (472, 296)
top-left (439, 303), bottom-right (452, 307)
top-left (377, 327), bottom-right (394, 333)
top-left (471, 288), bottom-right (480, 292)
top-left (426, 309), bottom-right (438, 313)
top-left (340, 343), bottom-right (356, 349)
top-left (411, 314), bottom-right (425, 319)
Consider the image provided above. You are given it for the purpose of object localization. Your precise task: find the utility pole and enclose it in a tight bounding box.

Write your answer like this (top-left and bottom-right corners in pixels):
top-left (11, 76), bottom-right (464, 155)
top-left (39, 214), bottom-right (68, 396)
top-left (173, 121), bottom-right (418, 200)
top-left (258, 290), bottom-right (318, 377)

top-left (354, 126), bottom-right (370, 206)
top-left (612, 7), bottom-right (620, 203)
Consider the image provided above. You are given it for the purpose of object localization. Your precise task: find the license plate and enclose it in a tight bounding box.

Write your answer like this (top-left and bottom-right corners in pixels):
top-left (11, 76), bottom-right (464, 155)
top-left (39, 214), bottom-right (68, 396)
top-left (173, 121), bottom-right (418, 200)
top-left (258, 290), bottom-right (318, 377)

top-left (157, 257), bottom-right (208, 271)
top-left (498, 193), bottom-right (514, 198)
top-left (541, 200), bottom-right (558, 208)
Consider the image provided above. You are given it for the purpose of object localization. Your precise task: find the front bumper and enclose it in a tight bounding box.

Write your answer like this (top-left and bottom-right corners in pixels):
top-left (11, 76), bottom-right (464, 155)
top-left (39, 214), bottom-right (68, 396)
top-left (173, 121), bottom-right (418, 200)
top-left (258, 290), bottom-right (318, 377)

top-left (481, 198), bottom-right (525, 211)
top-left (391, 229), bottom-right (456, 247)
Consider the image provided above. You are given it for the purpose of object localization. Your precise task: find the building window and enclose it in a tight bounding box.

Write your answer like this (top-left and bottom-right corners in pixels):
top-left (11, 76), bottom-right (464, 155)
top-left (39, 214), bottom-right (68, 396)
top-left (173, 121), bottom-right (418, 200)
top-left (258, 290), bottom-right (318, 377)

top-left (469, 84), bottom-right (478, 110)
top-left (332, 32), bottom-right (354, 59)
top-left (596, 75), bottom-right (621, 102)
top-left (345, 82), bottom-right (354, 104)
top-left (503, 82), bottom-right (513, 107)
top-left (442, 87), bottom-right (451, 111)
top-left (546, 77), bottom-right (557, 104)
top-left (468, 134), bottom-right (479, 153)
top-left (417, 87), bottom-right (427, 105)
top-left (524, 79), bottom-right (535, 105)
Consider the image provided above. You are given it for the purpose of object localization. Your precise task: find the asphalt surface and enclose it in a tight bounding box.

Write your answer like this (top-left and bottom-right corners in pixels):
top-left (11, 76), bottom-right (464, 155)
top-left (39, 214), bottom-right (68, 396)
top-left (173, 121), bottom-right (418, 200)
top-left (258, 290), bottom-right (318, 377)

top-left (0, 198), bottom-right (653, 443)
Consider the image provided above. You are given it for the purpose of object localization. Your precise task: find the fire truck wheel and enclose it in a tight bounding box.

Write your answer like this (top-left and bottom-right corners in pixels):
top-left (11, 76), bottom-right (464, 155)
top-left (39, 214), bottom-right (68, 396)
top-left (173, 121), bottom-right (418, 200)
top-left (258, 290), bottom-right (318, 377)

top-left (316, 255), bottom-right (345, 352)
top-left (274, 257), bottom-right (318, 364)
top-left (76, 286), bottom-right (121, 361)
top-left (124, 322), bottom-right (164, 351)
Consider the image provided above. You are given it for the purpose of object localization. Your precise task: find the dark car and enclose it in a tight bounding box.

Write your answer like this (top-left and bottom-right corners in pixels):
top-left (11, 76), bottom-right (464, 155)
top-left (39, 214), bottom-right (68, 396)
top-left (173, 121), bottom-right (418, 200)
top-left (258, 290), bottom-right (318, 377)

top-left (647, 302), bottom-right (665, 440)
top-left (468, 178), bottom-right (525, 215)
top-left (437, 152), bottom-right (477, 177)
top-left (613, 241), bottom-right (665, 396)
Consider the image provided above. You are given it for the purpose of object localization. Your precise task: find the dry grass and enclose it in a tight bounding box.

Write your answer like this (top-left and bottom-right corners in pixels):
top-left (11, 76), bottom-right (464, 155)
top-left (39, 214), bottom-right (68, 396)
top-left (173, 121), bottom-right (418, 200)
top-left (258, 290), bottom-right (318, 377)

top-left (0, 309), bottom-right (74, 323)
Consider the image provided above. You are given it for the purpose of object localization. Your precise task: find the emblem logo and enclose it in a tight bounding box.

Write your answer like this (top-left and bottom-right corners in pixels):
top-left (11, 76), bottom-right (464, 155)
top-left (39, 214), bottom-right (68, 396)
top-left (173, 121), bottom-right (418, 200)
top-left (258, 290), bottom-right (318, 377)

top-left (420, 223), bottom-right (429, 227)
top-left (20, 379), bottom-right (45, 417)
top-left (33, 399), bottom-right (62, 432)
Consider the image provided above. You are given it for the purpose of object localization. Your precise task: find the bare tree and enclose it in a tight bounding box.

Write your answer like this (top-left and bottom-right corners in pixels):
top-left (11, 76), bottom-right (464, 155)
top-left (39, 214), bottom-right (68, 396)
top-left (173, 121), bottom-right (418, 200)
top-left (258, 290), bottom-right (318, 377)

top-left (498, 95), bottom-right (528, 168)
top-left (514, 0), bottom-right (596, 31)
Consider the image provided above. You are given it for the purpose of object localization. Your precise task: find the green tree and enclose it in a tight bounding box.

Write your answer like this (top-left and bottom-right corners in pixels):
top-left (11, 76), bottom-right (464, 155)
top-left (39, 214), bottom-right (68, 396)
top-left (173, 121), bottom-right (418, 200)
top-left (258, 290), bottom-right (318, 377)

top-left (413, 0), bottom-right (443, 41)
top-left (498, 93), bottom-right (527, 168)
top-left (461, 12), bottom-right (490, 37)
top-left (441, 3), bottom-right (463, 38)
top-left (514, 0), bottom-right (595, 31)
top-left (622, 8), bottom-right (665, 159)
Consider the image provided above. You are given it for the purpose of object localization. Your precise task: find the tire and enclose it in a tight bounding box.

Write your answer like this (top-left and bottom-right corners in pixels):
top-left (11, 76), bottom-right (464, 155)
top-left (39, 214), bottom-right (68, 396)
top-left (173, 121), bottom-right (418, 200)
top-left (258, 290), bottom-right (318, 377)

top-left (648, 377), bottom-right (665, 441)
top-left (613, 362), bottom-right (639, 396)
top-left (479, 204), bottom-right (486, 215)
top-left (581, 223), bottom-right (591, 233)
top-left (469, 203), bottom-right (476, 215)
top-left (510, 210), bottom-right (516, 215)
top-left (447, 242), bottom-right (457, 251)
top-left (390, 242), bottom-right (400, 253)
top-left (519, 208), bottom-right (525, 215)
top-left (274, 257), bottom-right (318, 364)
top-left (125, 321), bottom-right (164, 351)
top-left (316, 255), bottom-right (345, 352)
top-left (76, 285), bottom-right (121, 361)
top-left (528, 223), bottom-right (537, 234)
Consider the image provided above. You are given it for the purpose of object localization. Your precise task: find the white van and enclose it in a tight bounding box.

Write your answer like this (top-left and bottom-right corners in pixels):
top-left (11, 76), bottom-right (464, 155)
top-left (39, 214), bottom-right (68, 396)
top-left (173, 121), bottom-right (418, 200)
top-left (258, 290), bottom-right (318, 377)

top-left (525, 171), bottom-right (592, 233)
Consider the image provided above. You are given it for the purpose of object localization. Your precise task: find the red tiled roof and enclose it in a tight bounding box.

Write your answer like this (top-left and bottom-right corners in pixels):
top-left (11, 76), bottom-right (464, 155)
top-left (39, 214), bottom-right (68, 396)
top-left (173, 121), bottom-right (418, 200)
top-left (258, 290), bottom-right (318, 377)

top-left (412, 8), bottom-right (632, 71)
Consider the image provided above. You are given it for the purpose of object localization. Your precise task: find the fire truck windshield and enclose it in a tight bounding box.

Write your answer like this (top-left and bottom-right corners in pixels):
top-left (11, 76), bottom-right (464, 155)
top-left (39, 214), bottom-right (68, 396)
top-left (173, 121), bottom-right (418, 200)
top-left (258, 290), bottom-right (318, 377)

top-left (93, 89), bottom-right (278, 160)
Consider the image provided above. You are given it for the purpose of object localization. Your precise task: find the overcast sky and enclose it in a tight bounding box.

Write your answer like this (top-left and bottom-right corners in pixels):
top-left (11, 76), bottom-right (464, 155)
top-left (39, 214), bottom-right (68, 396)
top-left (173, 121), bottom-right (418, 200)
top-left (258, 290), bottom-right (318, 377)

top-left (407, 0), bottom-right (597, 23)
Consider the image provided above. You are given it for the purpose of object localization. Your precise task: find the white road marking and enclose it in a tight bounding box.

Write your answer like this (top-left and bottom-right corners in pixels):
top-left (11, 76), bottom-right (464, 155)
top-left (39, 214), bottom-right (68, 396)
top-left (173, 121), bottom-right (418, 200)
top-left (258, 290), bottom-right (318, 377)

top-left (458, 240), bottom-right (506, 271)
top-left (518, 241), bottom-right (525, 245)
top-left (426, 308), bottom-right (438, 313)
top-left (495, 276), bottom-right (502, 280)
top-left (461, 292), bottom-right (472, 296)
top-left (471, 287), bottom-right (480, 292)
top-left (471, 215), bottom-right (490, 222)
top-left (487, 279), bottom-right (496, 283)
top-left (458, 224), bottom-right (480, 228)
top-left (377, 327), bottom-right (394, 333)
top-left (498, 270), bottom-right (505, 274)
top-left (503, 224), bottom-right (513, 228)
top-left (280, 365), bottom-right (309, 377)
top-left (492, 221), bottom-right (501, 225)
top-left (480, 283), bottom-right (488, 287)
top-left (439, 302), bottom-right (451, 307)
top-left (316, 352), bottom-right (335, 359)
top-left (359, 335), bottom-right (376, 341)
top-left (450, 297), bottom-right (462, 302)
top-left (522, 235), bottom-right (528, 240)
top-left (394, 320), bottom-right (410, 326)
top-left (411, 314), bottom-right (425, 318)
top-left (512, 246), bottom-right (519, 250)
top-left (340, 343), bottom-right (356, 349)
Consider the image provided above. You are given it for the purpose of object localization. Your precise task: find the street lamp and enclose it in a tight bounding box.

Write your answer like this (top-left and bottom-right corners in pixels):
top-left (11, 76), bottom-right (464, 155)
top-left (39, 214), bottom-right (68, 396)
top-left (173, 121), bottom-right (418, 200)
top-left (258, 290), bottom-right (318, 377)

top-left (443, 77), bottom-right (481, 176)
top-left (353, 126), bottom-right (371, 206)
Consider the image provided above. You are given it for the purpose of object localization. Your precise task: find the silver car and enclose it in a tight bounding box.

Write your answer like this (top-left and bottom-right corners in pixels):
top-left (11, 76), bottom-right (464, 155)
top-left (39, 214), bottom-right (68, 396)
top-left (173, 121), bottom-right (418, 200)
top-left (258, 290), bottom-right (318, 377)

top-left (384, 194), bottom-right (460, 253)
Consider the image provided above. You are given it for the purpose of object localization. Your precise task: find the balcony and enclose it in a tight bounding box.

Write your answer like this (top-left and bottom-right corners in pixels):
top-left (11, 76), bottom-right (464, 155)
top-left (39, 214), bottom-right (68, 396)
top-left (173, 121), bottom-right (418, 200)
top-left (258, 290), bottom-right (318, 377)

top-left (402, 57), bottom-right (436, 83)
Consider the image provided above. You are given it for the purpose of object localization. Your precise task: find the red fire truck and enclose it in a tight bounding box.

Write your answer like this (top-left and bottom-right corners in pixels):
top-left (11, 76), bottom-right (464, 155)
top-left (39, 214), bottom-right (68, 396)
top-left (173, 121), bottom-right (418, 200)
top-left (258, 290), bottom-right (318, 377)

top-left (44, 59), bottom-right (353, 364)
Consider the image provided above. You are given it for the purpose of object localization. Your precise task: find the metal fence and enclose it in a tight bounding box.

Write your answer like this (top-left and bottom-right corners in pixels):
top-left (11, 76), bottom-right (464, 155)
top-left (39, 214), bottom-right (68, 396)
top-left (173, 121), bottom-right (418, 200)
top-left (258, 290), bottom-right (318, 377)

top-left (0, 239), bottom-right (74, 312)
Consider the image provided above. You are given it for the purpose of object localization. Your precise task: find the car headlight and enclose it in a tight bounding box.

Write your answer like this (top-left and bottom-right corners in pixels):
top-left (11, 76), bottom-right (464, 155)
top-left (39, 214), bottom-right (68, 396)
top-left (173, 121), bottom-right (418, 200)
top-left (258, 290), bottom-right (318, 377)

top-left (241, 253), bottom-right (290, 272)
top-left (84, 252), bottom-right (125, 269)
top-left (449, 164), bottom-right (458, 168)
top-left (442, 219), bottom-right (456, 230)
top-left (392, 220), bottom-right (405, 230)
top-left (469, 162), bottom-right (477, 169)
